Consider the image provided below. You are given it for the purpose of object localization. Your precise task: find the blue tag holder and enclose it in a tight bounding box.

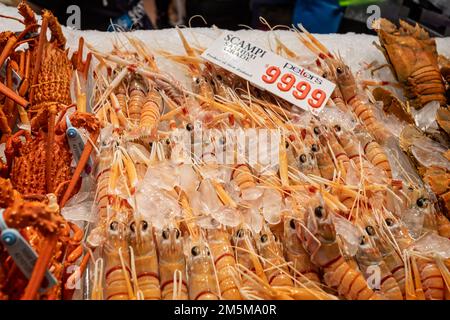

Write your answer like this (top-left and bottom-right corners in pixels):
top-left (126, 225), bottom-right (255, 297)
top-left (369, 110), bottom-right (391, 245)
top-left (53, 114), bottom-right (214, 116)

top-left (0, 209), bottom-right (57, 292)
top-left (66, 116), bottom-right (93, 176)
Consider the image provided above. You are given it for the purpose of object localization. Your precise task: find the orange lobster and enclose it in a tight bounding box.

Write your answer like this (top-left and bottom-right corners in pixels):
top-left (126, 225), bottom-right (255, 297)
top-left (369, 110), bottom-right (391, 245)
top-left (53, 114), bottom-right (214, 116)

top-left (0, 2), bottom-right (99, 300)
top-left (373, 19), bottom-right (446, 109)
top-left (0, 2), bottom-right (99, 200)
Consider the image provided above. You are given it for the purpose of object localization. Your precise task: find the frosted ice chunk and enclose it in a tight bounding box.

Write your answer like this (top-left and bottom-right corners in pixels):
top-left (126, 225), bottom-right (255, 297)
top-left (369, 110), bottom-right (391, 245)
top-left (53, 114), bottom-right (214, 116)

top-left (211, 206), bottom-right (241, 228)
top-left (198, 179), bottom-right (222, 213)
top-left (411, 138), bottom-right (450, 171)
top-left (262, 189), bottom-right (282, 225)
top-left (61, 178), bottom-right (95, 222)
top-left (135, 186), bottom-right (181, 229)
top-left (225, 180), bottom-right (241, 204)
top-left (334, 214), bottom-right (361, 257)
top-left (86, 226), bottom-right (106, 247)
top-left (139, 162), bottom-right (178, 191)
top-left (401, 208), bottom-right (424, 239)
top-left (244, 207), bottom-right (263, 234)
top-left (413, 101), bottom-right (440, 132)
top-left (413, 233), bottom-right (450, 258)
top-left (178, 164), bottom-right (199, 195)
top-left (61, 200), bottom-right (95, 223)
top-left (242, 186), bottom-right (264, 201)
top-left (384, 137), bottom-right (422, 183)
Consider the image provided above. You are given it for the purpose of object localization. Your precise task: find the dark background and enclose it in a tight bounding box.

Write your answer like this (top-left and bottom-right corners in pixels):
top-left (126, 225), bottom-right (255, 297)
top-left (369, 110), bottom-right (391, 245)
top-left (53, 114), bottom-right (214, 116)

top-left (13, 0), bottom-right (450, 36)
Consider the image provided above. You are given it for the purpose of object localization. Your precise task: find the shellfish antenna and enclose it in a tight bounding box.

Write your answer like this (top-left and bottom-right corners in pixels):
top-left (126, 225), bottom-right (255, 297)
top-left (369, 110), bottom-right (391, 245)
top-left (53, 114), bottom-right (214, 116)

top-left (29, 13), bottom-right (49, 103)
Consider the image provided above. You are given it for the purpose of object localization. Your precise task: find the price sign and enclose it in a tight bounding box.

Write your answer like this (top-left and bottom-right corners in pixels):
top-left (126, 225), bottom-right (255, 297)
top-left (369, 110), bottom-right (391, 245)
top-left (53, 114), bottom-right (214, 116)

top-left (201, 32), bottom-right (335, 114)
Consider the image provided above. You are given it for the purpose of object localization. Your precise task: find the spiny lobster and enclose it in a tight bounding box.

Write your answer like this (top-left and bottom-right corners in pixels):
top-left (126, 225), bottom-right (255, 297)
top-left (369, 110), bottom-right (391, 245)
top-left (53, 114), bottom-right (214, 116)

top-left (0, 1), bottom-right (99, 300)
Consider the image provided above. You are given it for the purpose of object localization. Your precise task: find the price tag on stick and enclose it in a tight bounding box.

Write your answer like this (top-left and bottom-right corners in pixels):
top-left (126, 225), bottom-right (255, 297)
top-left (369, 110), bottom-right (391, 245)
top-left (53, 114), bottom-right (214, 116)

top-left (201, 32), bottom-right (335, 114)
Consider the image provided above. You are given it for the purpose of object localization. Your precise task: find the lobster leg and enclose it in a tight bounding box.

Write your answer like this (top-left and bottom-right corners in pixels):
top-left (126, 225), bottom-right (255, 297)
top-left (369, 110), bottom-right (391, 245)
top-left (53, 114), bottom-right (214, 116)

top-left (0, 35), bottom-right (17, 68)
top-left (0, 105), bottom-right (11, 136)
top-left (15, 51), bottom-right (31, 127)
top-left (4, 129), bottom-right (29, 173)
top-left (45, 104), bottom-right (57, 193)
top-left (21, 234), bottom-right (58, 300)
top-left (59, 130), bottom-right (100, 207)
top-left (0, 82), bottom-right (29, 107)
top-left (71, 37), bottom-right (92, 79)
top-left (29, 14), bottom-right (48, 103)
top-left (0, 67), bottom-right (27, 140)
top-left (5, 62), bottom-right (18, 130)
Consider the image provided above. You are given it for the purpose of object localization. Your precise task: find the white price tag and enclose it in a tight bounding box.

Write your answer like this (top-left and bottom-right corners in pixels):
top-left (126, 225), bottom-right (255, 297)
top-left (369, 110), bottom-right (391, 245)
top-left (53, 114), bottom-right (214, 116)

top-left (201, 32), bottom-right (335, 114)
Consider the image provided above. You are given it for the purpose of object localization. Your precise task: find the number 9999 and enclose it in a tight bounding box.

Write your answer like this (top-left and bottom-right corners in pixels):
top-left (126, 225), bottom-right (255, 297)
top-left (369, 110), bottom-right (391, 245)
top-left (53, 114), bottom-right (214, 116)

top-left (261, 65), bottom-right (327, 109)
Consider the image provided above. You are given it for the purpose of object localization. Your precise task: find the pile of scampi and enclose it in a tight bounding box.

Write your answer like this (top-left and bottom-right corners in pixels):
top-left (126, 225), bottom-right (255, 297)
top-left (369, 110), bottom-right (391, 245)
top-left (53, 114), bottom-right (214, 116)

top-left (1, 2), bottom-right (450, 300)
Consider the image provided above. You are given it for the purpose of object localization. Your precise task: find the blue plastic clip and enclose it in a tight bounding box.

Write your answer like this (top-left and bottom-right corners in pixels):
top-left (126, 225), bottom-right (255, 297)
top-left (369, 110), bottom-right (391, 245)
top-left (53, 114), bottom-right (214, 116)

top-left (66, 116), bottom-right (93, 175)
top-left (0, 209), bottom-right (57, 292)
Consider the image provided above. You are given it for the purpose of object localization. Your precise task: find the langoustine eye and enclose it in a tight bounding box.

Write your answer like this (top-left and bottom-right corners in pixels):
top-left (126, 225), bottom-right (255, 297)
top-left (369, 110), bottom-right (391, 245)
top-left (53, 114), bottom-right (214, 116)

top-left (289, 219), bottom-right (296, 229)
top-left (314, 206), bottom-right (324, 218)
top-left (299, 154), bottom-right (307, 163)
top-left (416, 197), bottom-right (427, 208)
top-left (365, 226), bottom-right (375, 236)
top-left (260, 234), bottom-right (268, 243)
top-left (191, 246), bottom-right (200, 256)
top-left (385, 218), bottom-right (394, 227)
top-left (110, 221), bottom-right (118, 231)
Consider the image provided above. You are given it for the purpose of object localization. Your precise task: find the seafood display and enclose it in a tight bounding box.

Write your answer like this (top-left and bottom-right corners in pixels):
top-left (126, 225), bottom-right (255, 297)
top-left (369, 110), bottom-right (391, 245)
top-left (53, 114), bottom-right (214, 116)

top-left (1, 2), bottom-right (450, 300)
top-left (0, 2), bottom-right (98, 300)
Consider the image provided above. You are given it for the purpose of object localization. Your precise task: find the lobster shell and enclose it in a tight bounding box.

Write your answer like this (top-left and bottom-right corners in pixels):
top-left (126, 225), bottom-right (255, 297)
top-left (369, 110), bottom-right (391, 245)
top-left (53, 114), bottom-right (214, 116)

top-left (9, 131), bottom-right (72, 196)
top-left (374, 19), bottom-right (446, 108)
